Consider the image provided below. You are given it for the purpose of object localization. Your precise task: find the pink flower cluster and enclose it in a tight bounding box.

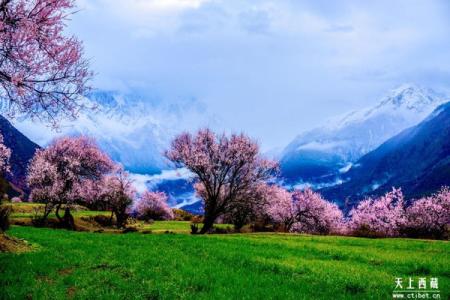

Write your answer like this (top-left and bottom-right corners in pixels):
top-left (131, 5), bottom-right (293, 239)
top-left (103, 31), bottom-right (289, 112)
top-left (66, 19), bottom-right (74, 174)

top-left (134, 191), bottom-right (174, 221)
top-left (0, 133), bottom-right (11, 173)
top-left (0, 0), bottom-right (91, 125)
top-left (27, 136), bottom-right (114, 208)
top-left (291, 188), bottom-right (344, 235)
top-left (348, 188), bottom-right (406, 237)
top-left (347, 187), bottom-right (450, 238)
top-left (166, 129), bottom-right (277, 233)
top-left (263, 187), bottom-right (344, 234)
top-left (405, 187), bottom-right (450, 238)
top-left (263, 185), bottom-right (296, 230)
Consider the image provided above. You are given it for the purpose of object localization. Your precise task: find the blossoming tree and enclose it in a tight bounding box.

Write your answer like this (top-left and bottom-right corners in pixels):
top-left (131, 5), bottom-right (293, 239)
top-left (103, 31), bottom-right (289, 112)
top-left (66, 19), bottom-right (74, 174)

top-left (263, 185), bottom-right (296, 231)
top-left (166, 129), bottom-right (278, 233)
top-left (135, 191), bottom-right (173, 221)
top-left (95, 167), bottom-right (136, 228)
top-left (0, 0), bottom-right (91, 125)
top-left (27, 136), bottom-right (114, 228)
top-left (291, 188), bottom-right (344, 234)
top-left (222, 182), bottom-right (274, 231)
top-left (348, 188), bottom-right (406, 237)
top-left (405, 187), bottom-right (450, 239)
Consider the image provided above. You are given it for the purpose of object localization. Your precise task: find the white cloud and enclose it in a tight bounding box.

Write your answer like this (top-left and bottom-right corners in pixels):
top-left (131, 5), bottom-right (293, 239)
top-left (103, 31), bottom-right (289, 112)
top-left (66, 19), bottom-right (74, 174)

top-left (69, 0), bottom-right (450, 149)
top-left (128, 168), bottom-right (194, 193)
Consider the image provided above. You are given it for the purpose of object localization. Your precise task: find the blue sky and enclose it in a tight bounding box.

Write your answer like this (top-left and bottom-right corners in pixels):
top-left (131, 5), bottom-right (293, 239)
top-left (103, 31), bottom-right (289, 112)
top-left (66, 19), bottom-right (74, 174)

top-left (69, 0), bottom-right (450, 149)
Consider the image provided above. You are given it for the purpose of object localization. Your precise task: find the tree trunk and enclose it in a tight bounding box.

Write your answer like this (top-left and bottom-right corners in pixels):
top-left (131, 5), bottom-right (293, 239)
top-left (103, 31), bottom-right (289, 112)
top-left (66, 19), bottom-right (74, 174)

top-left (200, 214), bottom-right (216, 234)
top-left (115, 211), bottom-right (127, 229)
top-left (55, 204), bottom-right (62, 221)
top-left (62, 207), bottom-right (75, 230)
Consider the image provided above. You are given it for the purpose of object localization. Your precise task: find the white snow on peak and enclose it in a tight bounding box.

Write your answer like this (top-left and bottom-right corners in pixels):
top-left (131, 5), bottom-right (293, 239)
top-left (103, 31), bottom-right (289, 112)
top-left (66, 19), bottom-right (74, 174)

top-left (11, 90), bottom-right (220, 174)
top-left (282, 84), bottom-right (447, 163)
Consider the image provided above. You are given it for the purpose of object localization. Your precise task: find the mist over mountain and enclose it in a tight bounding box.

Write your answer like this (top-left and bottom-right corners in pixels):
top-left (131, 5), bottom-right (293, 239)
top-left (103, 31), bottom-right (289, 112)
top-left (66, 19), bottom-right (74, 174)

top-left (280, 84), bottom-right (448, 187)
top-left (11, 90), bottom-right (219, 175)
top-left (6, 84), bottom-right (450, 213)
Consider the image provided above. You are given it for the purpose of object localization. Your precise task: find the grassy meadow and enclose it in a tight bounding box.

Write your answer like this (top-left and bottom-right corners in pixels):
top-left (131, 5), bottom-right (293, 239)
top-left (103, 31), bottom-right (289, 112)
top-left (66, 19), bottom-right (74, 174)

top-left (1, 225), bottom-right (449, 300)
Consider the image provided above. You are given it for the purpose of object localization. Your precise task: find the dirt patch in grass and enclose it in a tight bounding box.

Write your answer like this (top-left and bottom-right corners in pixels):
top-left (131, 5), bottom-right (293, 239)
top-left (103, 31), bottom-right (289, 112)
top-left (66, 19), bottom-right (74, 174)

top-left (0, 233), bottom-right (33, 253)
top-left (67, 286), bottom-right (77, 299)
top-left (58, 268), bottom-right (74, 276)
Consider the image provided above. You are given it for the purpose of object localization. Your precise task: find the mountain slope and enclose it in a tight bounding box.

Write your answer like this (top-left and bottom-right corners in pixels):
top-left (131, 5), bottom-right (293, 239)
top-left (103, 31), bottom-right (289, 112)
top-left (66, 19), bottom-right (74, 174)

top-left (12, 90), bottom-right (218, 175)
top-left (322, 101), bottom-right (450, 207)
top-left (280, 84), bottom-right (447, 184)
top-left (0, 115), bottom-right (40, 193)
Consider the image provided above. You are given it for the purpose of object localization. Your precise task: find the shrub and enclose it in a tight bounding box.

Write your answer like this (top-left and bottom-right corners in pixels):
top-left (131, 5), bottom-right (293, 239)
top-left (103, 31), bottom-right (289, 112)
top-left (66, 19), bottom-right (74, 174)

top-left (93, 215), bottom-right (114, 227)
top-left (135, 191), bottom-right (174, 221)
top-left (190, 223), bottom-right (199, 234)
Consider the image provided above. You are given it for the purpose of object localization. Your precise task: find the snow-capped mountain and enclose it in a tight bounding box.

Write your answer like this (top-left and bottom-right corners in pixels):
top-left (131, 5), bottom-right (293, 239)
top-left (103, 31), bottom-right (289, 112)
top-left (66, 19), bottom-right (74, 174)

top-left (322, 100), bottom-right (450, 208)
top-left (280, 84), bottom-right (448, 185)
top-left (11, 90), bottom-right (219, 175)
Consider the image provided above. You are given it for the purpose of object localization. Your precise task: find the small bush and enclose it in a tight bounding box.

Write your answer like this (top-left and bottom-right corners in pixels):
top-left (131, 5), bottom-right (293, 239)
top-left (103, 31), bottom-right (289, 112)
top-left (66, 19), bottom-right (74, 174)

top-left (135, 191), bottom-right (174, 221)
top-left (190, 223), bottom-right (199, 234)
top-left (93, 215), bottom-right (113, 227)
top-left (30, 206), bottom-right (48, 227)
top-left (0, 204), bottom-right (11, 232)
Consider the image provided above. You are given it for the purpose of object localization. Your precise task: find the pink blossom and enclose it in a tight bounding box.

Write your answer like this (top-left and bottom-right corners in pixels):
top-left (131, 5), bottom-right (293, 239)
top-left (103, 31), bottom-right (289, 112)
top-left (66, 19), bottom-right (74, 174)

top-left (27, 136), bottom-right (114, 225)
top-left (0, 133), bottom-right (11, 173)
top-left (263, 185), bottom-right (297, 231)
top-left (405, 187), bottom-right (450, 239)
top-left (348, 188), bottom-right (407, 237)
top-left (134, 191), bottom-right (174, 221)
top-left (0, 0), bottom-right (92, 125)
top-left (166, 129), bottom-right (278, 233)
top-left (89, 166), bottom-right (137, 228)
top-left (291, 188), bottom-right (344, 235)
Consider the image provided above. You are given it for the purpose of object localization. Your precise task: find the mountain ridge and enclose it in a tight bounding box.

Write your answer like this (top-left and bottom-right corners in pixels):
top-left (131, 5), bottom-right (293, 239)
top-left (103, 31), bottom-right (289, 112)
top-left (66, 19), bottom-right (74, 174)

top-left (0, 115), bottom-right (40, 194)
top-left (321, 100), bottom-right (450, 207)
top-left (280, 84), bottom-right (447, 186)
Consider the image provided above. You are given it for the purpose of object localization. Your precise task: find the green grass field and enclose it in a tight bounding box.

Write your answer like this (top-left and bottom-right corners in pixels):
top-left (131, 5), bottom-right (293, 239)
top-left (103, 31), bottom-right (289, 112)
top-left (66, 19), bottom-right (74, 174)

top-left (1, 226), bottom-right (449, 300)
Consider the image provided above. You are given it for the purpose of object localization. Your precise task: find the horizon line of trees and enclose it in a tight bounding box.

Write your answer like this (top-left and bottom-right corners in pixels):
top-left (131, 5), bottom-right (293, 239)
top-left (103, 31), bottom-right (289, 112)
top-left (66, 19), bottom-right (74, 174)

top-left (1, 129), bottom-right (447, 240)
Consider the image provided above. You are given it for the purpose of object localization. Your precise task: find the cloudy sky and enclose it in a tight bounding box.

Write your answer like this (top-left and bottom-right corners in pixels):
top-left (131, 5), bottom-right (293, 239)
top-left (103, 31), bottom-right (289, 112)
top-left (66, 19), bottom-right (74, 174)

top-left (69, 0), bottom-right (450, 149)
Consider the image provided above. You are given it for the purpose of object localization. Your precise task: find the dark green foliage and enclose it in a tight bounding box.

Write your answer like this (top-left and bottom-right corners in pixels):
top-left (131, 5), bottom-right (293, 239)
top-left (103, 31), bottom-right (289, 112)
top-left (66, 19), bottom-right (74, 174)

top-left (190, 222), bottom-right (199, 234)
